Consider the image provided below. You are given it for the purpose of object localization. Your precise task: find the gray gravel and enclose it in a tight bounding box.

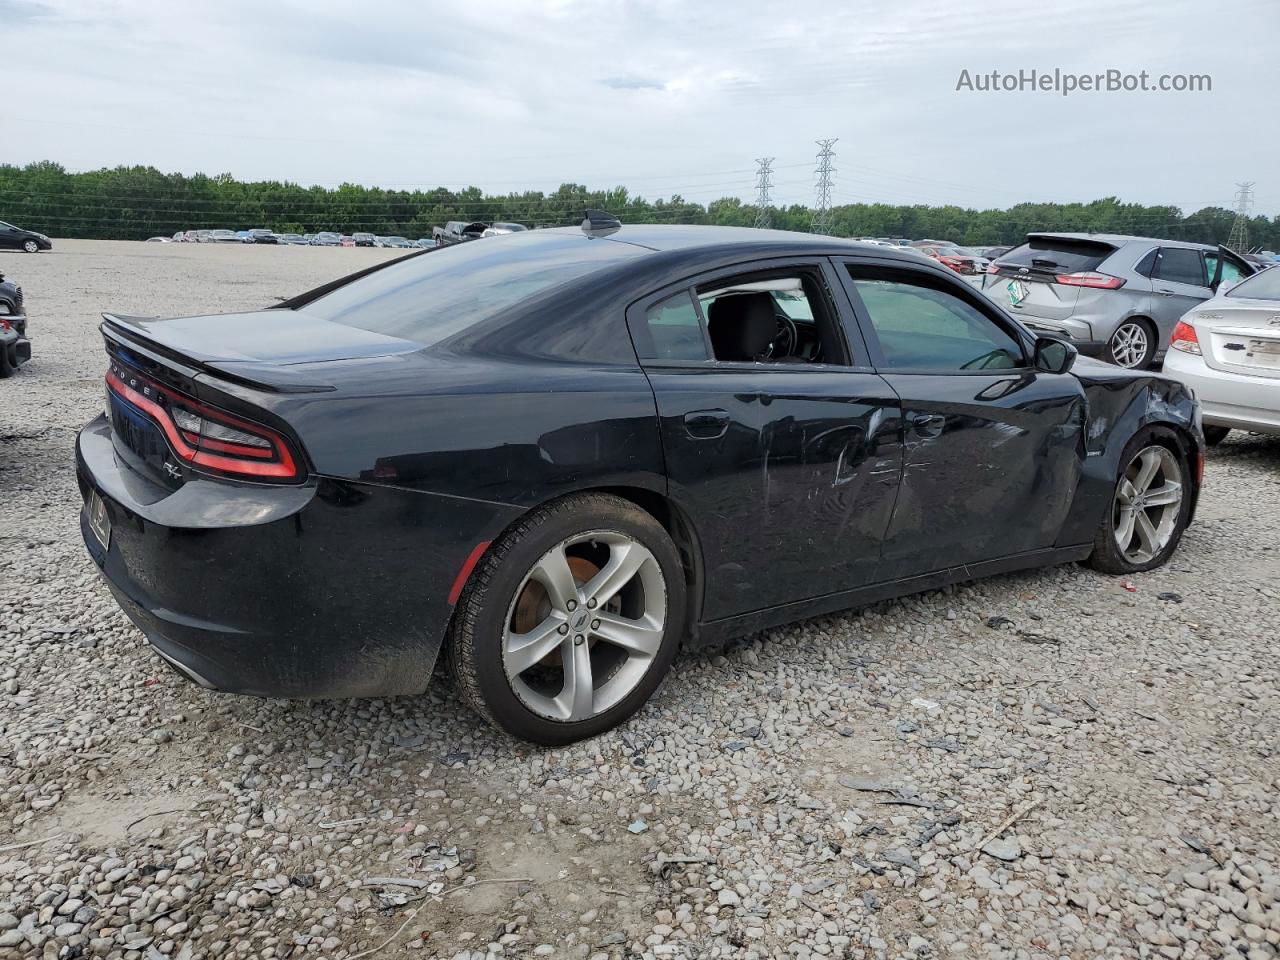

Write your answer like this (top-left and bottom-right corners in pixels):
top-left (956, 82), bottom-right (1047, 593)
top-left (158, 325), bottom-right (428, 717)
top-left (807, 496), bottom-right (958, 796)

top-left (1, 240), bottom-right (1278, 960)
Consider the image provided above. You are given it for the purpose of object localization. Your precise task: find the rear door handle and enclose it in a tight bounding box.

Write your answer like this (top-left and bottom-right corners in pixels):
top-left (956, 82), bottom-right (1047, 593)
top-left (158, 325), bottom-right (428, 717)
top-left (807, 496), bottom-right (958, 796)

top-left (909, 413), bottom-right (946, 438)
top-left (683, 409), bottom-right (730, 439)
top-left (1156, 288), bottom-right (1176, 297)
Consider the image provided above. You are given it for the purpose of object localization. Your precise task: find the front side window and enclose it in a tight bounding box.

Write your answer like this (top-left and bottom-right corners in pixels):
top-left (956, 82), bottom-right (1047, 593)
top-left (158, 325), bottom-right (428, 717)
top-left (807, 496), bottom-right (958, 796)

top-left (1204, 253), bottom-right (1246, 288)
top-left (849, 268), bottom-right (1024, 371)
top-left (1152, 247), bottom-right (1207, 286)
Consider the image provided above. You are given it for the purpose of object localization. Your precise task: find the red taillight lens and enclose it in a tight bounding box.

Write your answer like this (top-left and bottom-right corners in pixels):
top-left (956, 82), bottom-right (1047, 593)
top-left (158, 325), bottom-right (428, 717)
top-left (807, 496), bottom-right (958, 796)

top-left (105, 363), bottom-right (302, 482)
top-left (986, 262), bottom-right (1001, 274)
top-left (1170, 320), bottom-right (1201, 355)
top-left (938, 257), bottom-right (962, 271)
top-left (1054, 271), bottom-right (1125, 289)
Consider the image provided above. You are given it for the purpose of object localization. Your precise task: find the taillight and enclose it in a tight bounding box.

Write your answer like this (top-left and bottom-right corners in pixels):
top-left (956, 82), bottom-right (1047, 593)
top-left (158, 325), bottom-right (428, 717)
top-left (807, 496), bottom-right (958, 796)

top-left (1054, 271), bottom-right (1125, 289)
top-left (1170, 320), bottom-right (1201, 355)
top-left (938, 257), bottom-right (962, 271)
top-left (105, 362), bottom-right (303, 482)
top-left (986, 262), bottom-right (1001, 274)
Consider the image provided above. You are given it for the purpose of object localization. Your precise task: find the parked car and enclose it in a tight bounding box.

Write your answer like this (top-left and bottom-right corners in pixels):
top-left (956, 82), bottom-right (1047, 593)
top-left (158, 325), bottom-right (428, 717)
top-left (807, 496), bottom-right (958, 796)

top-left (310, 232), bottom-right (341, 246)
top-left (913, 243), bottom-right (986, 275)
top-left (172, 232), bottom-right (187, 243)
top-left (415, 238), bottom-right (434, 248)
top-left (0, 270), bottom-right (29, 376)
top-left (0, 220), bottom-right (52, 253)
top-left (482, 222), bottom-right (528, 238)
top-left (984, 233), bottom-right (1256, 369)
top-left (207, 230), bottom-right (240, 243)
top-left (340, 236), bottom-right (355, 248)
top-left (1164, 266), bottom-right (1280, 443)
top-left (247, 229), bottom-right (278, 244)
top-left (352, 232), bottom-right (376, 247)
top-left (77, 223), bottom-right (1205, 744)
top-left (145, 237), bottom-right (170, 243)
top-left (433, 221), bottom-right (487, 246)
top-left (978, 245), bottom-right (1012, 260)
top-left (383, 236), bottom-right (414, 249)
top-left (277, 234), bottom-right (306, 245)
top-left (182, 230), bottom-right (200, 243)
top-left (193, 230), bottom-right (212, 242)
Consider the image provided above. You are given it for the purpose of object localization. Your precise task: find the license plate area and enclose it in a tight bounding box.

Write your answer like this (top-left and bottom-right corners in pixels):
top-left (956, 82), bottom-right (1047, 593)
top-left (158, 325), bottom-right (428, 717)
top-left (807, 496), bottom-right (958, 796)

top-left (87, 491), bottom-right (112, 550)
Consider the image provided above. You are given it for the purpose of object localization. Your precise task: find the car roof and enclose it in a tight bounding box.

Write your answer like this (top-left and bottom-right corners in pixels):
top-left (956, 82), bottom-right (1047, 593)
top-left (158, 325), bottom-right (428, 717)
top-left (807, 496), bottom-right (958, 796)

top-left (1026, 232), bottom-right (1215, 251)
top-left (536, 224), bottom-right (919, 260)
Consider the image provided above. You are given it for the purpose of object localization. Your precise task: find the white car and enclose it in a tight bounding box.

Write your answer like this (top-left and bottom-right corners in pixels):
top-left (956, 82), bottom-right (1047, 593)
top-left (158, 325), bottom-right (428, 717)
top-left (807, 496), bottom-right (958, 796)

top-left (1163, 267), bottom-right (1280, 444)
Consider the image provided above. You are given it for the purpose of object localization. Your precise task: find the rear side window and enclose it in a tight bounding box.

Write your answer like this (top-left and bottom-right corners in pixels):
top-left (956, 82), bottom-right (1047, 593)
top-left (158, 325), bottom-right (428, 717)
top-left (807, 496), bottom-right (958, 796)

top-left (999, 238), bottom-right (1112, 273)
top-left (304, 233), bottom-right (643, 345)
top-left (643, 291), bottom-right (708, 360)
top-left (1152, 247), bottom-right (1206, 286)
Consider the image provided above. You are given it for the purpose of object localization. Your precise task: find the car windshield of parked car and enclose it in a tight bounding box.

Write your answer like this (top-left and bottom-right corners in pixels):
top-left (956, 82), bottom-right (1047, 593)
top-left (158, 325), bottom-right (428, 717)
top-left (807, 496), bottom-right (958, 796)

top-left (305, 233), bottom-right (644, 346)
top-left (1224, 267), bottom-right (1280, 300)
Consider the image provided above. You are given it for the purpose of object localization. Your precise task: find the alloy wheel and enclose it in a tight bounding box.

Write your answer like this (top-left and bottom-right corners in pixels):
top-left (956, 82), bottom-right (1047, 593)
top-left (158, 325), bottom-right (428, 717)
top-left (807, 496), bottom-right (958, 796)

top-left (22, 240), bottom-right (38, 253)
top-left (1113, 445), bottom-right (1183, 564)
top-left (502, 531), bottom-right (666, 723)
top-left (1109, 322), bottom-right (1149, 368)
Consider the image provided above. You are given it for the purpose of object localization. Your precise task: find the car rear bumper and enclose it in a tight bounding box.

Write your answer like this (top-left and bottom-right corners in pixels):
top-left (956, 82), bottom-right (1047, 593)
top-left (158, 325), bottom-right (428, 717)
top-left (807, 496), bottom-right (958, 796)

top-left (1163, 350), bottom-right (1280, 434)
top-left (76, 414), bottom-right (517, 699)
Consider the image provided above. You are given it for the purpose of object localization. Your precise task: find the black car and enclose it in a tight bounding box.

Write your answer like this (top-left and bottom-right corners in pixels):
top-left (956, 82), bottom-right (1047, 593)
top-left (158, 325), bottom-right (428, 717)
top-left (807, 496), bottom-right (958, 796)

top-left (0, 220), bottom-right (52, 253)
top-left (0, 271), bottom-right (30, 376)
top-left (75, 221), bottom-right (1203, 744)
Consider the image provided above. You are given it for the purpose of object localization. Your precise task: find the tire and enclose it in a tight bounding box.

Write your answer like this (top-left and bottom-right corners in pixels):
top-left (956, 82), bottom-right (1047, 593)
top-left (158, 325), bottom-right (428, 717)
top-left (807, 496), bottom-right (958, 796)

top-left (0, 343), bottom-right (12, 379)
top-left (447, 493), bottom-right (687, 745)
top-left (1202, 425), bottom-right (1230, 446)
top-left (21, 240), bottom-right (39, 254)
top-left (1106, 318), bottom-right (1156, 369)
top-left (1087, 428), bottom-right (1192, 575)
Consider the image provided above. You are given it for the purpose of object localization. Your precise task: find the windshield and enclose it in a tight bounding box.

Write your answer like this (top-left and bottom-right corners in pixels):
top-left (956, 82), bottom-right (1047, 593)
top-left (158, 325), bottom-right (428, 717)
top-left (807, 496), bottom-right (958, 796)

top-left (304, 232), bottom-right (644, 345)
top-left (1225, 267), bottom-right (1280, 301)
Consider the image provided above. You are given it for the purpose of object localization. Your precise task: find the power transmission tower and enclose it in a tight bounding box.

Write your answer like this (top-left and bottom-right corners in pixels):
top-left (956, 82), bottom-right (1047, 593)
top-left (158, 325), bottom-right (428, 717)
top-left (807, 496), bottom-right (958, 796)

top-left (753, 158), bottom-right (774, 229)
top-left (812, 139), bottom-right (837, 234)
top-left (1227, 182), bottom-right (1254, 251)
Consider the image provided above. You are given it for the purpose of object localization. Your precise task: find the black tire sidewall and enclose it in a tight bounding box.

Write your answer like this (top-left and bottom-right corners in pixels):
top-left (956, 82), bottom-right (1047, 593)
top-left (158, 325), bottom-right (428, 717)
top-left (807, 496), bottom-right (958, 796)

top-left (1095, 428), bottom-right (1192, 573)
top-left (459, 497), bottom-right (686, 745)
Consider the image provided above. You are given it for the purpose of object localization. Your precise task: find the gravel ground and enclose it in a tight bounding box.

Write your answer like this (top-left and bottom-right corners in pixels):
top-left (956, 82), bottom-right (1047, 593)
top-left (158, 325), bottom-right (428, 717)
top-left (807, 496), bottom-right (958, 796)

top-left (1, 239), bottom-right (1278, 960)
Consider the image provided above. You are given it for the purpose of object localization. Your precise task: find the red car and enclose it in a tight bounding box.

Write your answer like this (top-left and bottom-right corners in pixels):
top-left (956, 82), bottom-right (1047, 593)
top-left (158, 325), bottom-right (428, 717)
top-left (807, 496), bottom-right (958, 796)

top-left (914, 244), bottom-right (985, 275)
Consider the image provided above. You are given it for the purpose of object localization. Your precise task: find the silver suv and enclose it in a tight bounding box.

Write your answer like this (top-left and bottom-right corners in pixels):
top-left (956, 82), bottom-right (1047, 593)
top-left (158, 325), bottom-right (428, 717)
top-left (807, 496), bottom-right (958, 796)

top-left (983, 233), bottom-right (1255, 368)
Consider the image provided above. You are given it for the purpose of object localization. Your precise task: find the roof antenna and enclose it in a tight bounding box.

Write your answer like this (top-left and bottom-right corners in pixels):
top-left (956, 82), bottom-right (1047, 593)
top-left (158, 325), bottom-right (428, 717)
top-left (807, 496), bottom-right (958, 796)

top-left (581, 209), bottom-right (621, 238)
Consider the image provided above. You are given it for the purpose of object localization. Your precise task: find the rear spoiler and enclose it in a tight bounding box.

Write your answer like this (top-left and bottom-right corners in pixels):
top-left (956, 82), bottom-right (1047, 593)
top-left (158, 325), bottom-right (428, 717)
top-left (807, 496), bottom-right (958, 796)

top-left (102, 314), bottom-right (336, 394)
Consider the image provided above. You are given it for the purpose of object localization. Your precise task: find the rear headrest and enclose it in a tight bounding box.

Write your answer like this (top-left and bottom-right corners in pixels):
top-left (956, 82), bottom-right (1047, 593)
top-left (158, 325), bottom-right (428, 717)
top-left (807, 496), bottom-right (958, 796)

top-left (707, 292), bottom-right (777, 362)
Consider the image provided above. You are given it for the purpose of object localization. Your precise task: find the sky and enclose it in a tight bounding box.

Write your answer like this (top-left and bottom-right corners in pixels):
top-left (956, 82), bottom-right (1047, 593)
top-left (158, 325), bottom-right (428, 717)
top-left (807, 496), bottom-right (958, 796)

top-left (6, 0), bottom-right (1279, 215)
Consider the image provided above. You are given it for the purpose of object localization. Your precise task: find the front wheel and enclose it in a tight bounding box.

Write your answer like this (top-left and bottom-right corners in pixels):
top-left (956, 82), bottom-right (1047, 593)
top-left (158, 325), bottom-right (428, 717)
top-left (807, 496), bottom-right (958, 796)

top-left (1087, 431), bottom-right (1191, 574)
top-left (448, 493), bottom-right (687, 745)
top-left (22, 240), bottom-right (39, 254)
top-left (1106, 319), bottom-right (1155, 369)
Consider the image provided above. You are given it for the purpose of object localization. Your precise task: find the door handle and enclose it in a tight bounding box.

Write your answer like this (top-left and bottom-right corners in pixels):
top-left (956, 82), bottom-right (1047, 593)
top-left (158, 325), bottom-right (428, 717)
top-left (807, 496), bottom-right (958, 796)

top-left (683, 409), bottom-right (730, 439)
top-left (909, 413), bottom-right (946, 439)
top-left (1156, 288), bottom-right (1176, 297)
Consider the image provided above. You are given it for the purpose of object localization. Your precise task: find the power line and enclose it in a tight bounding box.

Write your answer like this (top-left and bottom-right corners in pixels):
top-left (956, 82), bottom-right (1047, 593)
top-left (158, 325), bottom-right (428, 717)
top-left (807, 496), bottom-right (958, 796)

top-left (812, 139), bottom-right (837, 235)
top-left (1227, 182), bottom-right (1254, 252)
top-left (753, 158), bottom-right (774, 229)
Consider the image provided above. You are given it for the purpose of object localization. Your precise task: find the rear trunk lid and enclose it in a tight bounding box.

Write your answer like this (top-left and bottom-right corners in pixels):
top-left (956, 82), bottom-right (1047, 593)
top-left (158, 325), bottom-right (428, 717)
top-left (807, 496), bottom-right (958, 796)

top-left (1190, 297), bottom-right (1280, 380)
top-left (984, 235), bottom-right (1118, 322)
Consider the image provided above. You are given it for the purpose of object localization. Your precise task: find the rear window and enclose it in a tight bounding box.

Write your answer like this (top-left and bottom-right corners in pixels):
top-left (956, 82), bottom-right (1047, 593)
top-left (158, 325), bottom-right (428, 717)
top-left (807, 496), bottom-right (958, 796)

top-left (1225, 268), bottom-right (1280, 301)
top-left (304, 233), bottom-right (643, 345)
top-left (998, 237), bottom-right (1112, 273)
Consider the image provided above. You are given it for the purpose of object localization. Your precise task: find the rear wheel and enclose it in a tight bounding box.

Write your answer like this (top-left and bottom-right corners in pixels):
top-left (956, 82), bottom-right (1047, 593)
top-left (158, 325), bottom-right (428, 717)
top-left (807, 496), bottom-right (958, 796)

top-left (1087, 430), bottom-right (1191, 574)
top-left (1202, 425), bottom-right (1230, 446)
top-left (1107, 319), bottom-right (1155, 369)
top-left (448, 493), bottom-right (686, 745)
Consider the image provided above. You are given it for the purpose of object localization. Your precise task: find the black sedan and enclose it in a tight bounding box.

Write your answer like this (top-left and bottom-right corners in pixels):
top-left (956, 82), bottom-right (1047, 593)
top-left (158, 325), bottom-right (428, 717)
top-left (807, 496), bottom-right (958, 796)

top-left (76, 222), bottom-right (1203, 744)
top-left (0, 220), bottom-right (52, 253)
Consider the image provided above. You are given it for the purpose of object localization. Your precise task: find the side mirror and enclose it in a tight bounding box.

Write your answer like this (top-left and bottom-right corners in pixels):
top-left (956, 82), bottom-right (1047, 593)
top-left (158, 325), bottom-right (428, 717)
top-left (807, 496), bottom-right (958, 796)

top-left (1034, 336), bottom-right (1076, 374)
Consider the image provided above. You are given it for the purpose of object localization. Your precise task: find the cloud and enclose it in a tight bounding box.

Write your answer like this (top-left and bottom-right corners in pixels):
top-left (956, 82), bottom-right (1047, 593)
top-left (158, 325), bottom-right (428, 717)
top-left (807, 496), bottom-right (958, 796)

top-left (5, 0), bottom-right (1278, 212)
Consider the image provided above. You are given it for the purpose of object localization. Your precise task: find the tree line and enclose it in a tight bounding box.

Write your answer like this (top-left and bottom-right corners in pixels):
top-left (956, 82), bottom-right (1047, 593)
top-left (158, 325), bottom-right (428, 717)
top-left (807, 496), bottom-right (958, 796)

top-left (2, 160), bottom-right (1277, 251)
